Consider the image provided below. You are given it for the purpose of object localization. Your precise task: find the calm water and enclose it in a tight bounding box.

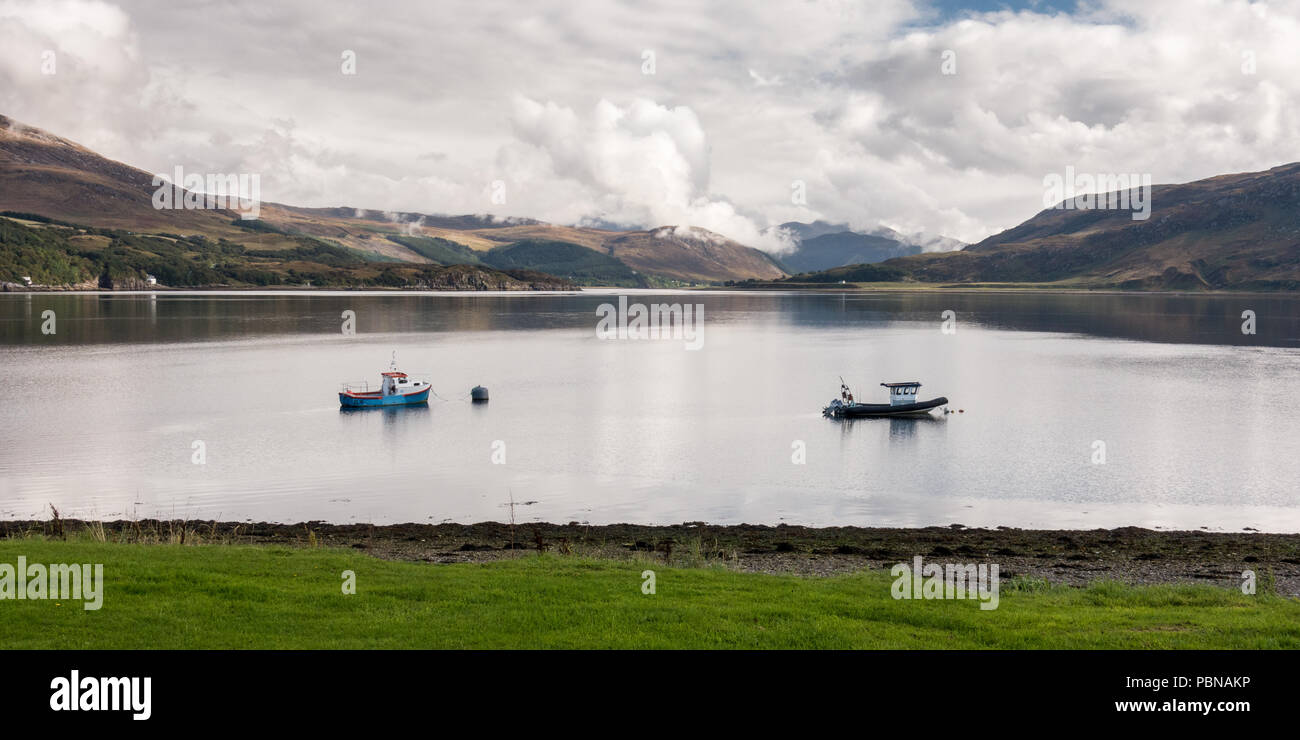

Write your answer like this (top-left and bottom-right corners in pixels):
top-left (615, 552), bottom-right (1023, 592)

top-left (2, 290), bottom-right (1298, 531)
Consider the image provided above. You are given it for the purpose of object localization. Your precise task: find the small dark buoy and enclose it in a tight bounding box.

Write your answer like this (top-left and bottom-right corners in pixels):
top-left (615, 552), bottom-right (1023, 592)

top-left (471, 385), bottom-right (489, 402)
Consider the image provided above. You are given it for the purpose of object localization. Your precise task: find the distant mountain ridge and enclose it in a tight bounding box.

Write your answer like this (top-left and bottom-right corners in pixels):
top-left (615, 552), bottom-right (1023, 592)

top-left (15, 114), bottom-right (1290, 291)
top-left (778, 164), bottom-right (1300, 290)
top-left (0, 114), bottom-right (785, 285)
top-left (775, 220), bottom-right (963, 273)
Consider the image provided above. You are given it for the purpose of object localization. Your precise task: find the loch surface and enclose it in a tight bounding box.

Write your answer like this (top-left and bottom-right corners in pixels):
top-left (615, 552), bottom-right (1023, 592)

top-left (2, 290), bottom-right (1297, 531)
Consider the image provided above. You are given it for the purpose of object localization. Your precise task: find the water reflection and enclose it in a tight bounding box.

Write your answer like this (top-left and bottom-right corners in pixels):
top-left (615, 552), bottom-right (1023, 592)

top-left (827, 413), bottom-right (947, 444)
top-left (887, 415), bottom-right (944, 441)
top-left (338, 404), bottom-right (432, 419)
top-left (3, 290), bottom-right (1297, 347)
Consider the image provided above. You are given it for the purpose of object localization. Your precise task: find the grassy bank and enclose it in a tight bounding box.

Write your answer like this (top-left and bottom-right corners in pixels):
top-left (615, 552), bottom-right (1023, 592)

top-left (2, 540), bottom-right (1298, 649)
top-left (0, 215), bottom-right (575, 290)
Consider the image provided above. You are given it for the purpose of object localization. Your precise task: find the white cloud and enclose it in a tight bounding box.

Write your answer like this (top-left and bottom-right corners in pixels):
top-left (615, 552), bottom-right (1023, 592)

top-left (800, 0), bottom-right (1300, 241)
top-left (1, 0), bottom-right (1298, 250)
top-left (0, 0), bottom-right (156, 153)
top-left (498, 97), bottom-right (794, 252)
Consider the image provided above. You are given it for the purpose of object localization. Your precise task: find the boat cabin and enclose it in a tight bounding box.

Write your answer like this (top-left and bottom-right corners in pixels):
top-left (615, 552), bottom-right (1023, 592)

top-left (881, 382), bottom-right (922, 406)
top-left (381, 371), bottom-right (424, 396)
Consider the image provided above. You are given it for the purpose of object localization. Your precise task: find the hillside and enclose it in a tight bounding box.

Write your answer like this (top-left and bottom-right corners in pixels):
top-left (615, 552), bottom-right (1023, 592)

top-left (0, 214), bottom-right (575, 291)
top-left (777, 165), bottom-right (1300, 290)
top-left (480, 239), bottom-right (646, 287)
top-left (0, 114), bottom-right (238, 235)
top-left (0, 115), bottom-right (785, 286)
top-left (603, 226), bottom-right (786, 282)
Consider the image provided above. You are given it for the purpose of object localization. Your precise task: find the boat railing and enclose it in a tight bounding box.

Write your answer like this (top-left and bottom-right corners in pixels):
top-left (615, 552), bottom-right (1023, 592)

top-left (339, 373), bottom-right (432, 394)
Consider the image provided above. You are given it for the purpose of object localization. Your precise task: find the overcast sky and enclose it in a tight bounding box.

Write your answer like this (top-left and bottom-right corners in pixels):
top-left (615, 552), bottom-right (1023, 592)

top-left (1, 0), bottom-right (1296, 251)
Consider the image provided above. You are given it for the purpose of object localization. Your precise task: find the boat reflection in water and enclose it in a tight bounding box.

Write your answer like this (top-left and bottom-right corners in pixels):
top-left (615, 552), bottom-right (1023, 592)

top-left (887, 414), bottom-right (943, 442)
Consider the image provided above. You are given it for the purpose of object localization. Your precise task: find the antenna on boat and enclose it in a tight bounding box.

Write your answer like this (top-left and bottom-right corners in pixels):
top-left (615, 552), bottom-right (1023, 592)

top-left (390, 350), bottom-right (397, 371)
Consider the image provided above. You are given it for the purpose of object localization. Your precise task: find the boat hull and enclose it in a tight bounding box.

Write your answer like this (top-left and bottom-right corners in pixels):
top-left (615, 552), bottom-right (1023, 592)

top-left (338, 388), bottom-right (431, 408)
top-left (830, 396), bottom-right (947, 418)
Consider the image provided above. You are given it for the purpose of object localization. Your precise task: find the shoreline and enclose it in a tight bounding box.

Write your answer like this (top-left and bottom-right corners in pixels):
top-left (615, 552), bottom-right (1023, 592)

top-left (8, 519), bottom-right (1299, 595)
top-left (722, 282), bottom-right (1300, 296)
top-left (4, 285), bottom-right (1297, 296)
top-left (0, 285), bottom-right (586, 294)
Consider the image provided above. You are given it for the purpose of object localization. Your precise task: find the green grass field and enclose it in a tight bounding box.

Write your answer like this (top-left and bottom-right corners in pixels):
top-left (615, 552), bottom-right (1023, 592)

top-left (2, 541), bottom-right (1298, 649)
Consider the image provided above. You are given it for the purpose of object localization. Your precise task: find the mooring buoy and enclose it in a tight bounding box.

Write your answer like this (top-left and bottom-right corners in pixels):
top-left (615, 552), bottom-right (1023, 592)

top-left (471, 385), bottom-right (489, 402)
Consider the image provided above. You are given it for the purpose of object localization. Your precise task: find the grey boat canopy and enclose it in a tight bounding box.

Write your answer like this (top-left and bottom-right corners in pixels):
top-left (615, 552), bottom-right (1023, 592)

top-left (881, 381), bottom-right (923, 406)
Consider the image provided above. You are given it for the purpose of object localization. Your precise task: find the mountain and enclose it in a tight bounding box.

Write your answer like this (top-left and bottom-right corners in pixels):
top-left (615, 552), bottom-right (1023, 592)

top-left (779, 220), bottom-right (856, 242)
top-left (0, 114), bottom-right (236, 234)
top-left (772, 164), bottom-right (1300, 290)
top-left (0, 114), bottom-right (785, 286)
top-left (779, 230), bottom-right (921, 273)
top-left (891, 164), bottom-right (1300, 289)
top-left (776, 220), bottom-right (962, 273)
top-left (603, 226), bottom-right (786, 282)
top-left (480, 239), bottom-right (646, 287)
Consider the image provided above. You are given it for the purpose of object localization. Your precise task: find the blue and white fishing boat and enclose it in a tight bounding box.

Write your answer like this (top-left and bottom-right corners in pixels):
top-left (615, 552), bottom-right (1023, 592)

top-left (339, 354), bottom-right (432, 408)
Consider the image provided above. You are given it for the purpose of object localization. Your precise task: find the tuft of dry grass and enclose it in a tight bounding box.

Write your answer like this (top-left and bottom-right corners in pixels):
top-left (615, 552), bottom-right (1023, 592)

top-left (49, 504), bottom-right (65, 540)
top-left (85, 519), bottom-right (106, 542)
top-left (0, 516), bottom-right (215, 546)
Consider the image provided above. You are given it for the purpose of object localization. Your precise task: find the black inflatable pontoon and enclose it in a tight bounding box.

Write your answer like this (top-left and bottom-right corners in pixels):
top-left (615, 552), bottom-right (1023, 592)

top-left (824, 381), bottom-right (948, 418)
